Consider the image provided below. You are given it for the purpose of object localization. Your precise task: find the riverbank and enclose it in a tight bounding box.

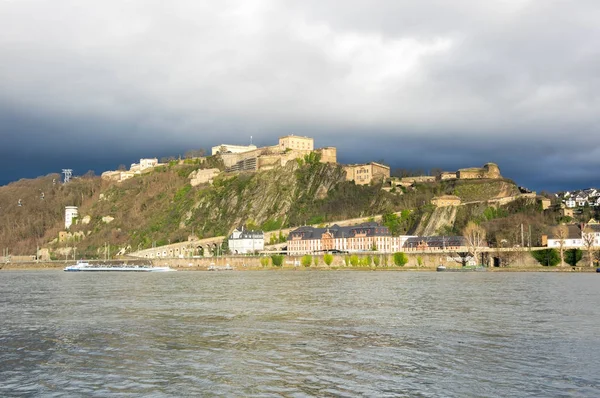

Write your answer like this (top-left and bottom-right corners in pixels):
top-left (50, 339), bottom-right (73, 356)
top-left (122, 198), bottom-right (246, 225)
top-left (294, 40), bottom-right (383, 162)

top-left (1, 262), bottom-right (597, 272)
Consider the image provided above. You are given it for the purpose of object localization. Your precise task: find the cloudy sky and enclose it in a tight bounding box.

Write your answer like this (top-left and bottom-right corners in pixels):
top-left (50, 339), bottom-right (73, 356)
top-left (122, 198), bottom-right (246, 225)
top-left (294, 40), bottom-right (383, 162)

top-left (1, 0), bottom-right (598, 192)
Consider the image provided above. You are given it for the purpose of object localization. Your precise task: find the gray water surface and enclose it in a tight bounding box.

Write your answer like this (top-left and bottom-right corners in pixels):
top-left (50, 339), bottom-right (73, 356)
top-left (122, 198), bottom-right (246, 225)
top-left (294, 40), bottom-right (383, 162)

top-left (1, 271), bottom-right (599, 397)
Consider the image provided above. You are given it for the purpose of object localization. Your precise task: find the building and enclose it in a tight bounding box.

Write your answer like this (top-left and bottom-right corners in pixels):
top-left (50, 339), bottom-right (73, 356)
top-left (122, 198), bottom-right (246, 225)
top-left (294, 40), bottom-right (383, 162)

top-left (65, 206), bottom-right (78, 229)
top-left (139, 158), bottom-right (158, 170)
top-left (287, 222), bottom-right (414, 255)
top-left (279, 135), bottom-right (314, 151)
top-left (546, 223), bottom-right (600, 248)
top-left (211, 144), bottom-right (257, 156)
top-left (344, 162), bottom-right (391, 185)
top-left (228, 227), bottom-right (264, 254)
top-left (102, 158), bottom-right (162, 182)
top-left (437, 172), bottom-right (457, 181)
top-left (403, 236), bottom-right (469, 251)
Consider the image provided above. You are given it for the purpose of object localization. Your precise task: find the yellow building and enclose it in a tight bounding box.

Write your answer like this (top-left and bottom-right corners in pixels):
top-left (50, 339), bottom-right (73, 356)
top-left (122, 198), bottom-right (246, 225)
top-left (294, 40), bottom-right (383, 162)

top-left (344, 162), bottom-right (390, 185)
top-left (279, 135), bottom-right (314, 151)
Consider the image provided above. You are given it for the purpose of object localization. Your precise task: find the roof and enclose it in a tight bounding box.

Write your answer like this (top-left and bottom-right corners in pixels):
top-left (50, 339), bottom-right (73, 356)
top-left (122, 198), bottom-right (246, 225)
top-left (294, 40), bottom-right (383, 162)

top-left (547, 224), bottom-right (582, 240)
top-left (229, 226), bottom-right (264, 239)
top-left (403, 236), bottom-right (470, 248)
top-left (288, 222), bottom-right (390, 241)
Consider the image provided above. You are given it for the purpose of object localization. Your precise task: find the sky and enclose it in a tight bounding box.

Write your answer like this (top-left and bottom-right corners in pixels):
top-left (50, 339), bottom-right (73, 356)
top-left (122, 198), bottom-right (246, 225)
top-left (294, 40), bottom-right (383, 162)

top-left (1, 0), bottom-right (598, 192)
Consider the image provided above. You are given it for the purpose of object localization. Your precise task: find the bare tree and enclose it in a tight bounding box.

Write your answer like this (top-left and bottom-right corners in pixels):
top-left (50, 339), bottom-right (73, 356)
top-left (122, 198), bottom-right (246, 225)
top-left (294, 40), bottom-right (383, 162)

top-left (555, 225), bottom-right (568, 267)
top-left (582, 226), bottom-right (596, 267)
top-left (463, 221), bottom-right (487, 266)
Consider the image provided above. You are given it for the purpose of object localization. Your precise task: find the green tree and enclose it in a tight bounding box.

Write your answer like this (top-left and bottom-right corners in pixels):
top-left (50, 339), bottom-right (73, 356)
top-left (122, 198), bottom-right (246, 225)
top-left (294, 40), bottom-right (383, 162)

top-left (393, 252), bottom-right (408, 266)
top-left (382, 212), bottom-right (401, 235)
top-left (564, 248), bottom-right (583, 266)
top-left (323, 253), bottom-right (334, 265)
top-left (301, 255), bottom-right (312, 267)
top-left (271, 255), bottom-right (284, 267)
top-left (531, 249), bottom-right (560, 266)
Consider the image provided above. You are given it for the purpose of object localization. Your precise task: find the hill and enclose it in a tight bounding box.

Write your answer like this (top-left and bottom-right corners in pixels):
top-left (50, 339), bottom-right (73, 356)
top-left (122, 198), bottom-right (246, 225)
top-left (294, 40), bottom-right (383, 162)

top-left (0, 160), bottom-right (571, 259)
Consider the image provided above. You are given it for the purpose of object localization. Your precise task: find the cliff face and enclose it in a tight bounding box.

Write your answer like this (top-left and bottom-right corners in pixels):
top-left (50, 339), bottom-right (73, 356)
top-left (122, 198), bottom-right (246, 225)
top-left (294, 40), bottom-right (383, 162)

top-left (188, 161), bottom-right (389, 237)
top-left (412, 206), bottom-right (458, 236)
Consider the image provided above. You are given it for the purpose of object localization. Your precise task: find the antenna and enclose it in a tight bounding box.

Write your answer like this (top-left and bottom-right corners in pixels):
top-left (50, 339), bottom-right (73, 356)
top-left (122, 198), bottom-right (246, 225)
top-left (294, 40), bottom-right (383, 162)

top-left (62, 169), bottom-right (73, 184)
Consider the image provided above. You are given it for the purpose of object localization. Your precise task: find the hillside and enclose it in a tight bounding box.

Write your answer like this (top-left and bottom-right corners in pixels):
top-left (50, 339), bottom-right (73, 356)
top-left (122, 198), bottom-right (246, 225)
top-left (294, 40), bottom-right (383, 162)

top-left (0, 161), bottom-right (564, 258)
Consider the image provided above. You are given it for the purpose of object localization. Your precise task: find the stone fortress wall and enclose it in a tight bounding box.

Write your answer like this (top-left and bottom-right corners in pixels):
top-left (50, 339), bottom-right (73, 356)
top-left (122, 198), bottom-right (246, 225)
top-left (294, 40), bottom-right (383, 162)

top-left (456, 163), bottom-right (502, 180)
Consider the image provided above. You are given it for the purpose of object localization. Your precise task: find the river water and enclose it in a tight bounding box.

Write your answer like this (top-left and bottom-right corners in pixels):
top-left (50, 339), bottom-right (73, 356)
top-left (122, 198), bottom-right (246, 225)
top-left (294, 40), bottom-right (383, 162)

top-left (1, 270), bottom-right (599, 397)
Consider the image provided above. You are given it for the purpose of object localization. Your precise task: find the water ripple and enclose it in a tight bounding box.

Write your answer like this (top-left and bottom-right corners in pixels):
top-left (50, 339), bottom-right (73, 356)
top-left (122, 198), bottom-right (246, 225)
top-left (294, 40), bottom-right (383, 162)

top-left (1, 271), bottom-right (599, 396)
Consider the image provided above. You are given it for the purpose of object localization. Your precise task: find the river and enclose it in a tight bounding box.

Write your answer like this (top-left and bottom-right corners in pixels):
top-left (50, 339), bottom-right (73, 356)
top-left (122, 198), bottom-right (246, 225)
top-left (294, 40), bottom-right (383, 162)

top-left (1, 271), bottom-right (599, 397)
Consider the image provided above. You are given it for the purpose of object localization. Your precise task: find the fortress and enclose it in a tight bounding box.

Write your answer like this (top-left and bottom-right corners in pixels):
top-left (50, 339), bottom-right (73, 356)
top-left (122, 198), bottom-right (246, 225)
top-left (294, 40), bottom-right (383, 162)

top-left (437, 163), bottom-right (502, 181)
top-left (217, 135), bottom-right (337, 173)
top-left (100, 134), bottom-right (390, 185)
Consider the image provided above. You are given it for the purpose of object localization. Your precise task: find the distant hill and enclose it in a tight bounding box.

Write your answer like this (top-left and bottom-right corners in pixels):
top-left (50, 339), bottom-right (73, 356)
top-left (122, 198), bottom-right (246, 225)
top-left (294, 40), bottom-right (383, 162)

top-left (0, 160), bottom-right (574, 258)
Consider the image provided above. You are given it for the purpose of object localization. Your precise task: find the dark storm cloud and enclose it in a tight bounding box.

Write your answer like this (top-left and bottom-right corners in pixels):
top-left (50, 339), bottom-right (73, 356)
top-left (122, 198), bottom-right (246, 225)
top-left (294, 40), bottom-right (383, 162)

top-left (0, 0), bottom-right (599, 191)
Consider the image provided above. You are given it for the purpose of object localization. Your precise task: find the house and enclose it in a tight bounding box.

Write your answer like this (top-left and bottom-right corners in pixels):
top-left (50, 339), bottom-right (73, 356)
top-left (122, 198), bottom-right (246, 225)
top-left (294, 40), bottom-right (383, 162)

top-left (545, 223), bottom-right (600, 248)
top-left (343, 162), bottom-right (391, 185)
top-left (228, 227), bottom-right (264, 254)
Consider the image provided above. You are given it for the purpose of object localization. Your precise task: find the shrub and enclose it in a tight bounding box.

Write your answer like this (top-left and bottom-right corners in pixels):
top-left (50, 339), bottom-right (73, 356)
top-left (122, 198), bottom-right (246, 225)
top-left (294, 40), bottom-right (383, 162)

top-left (417, 256), bottom-right (423, 267)
top-left (301, 255), bottom-right (312, 267)
top-left (393, 252), bottom-right (408, 267)
top-left (261, 218), bottom-right (283, 232)
top-left (564, 249), bottom-right (583, 266)
top-left (364, 255), bottom-right (372, 266)
top-left (271, 255), bottom-right (284, 267)
top-left (344, 256), bottom-right (350, 266)
top-left (373, 256), bottom-right (380, 266)
top-left (350, 254), bottom-right (359, 266)
top-left (382, 255), bottom-right (389, 266)
top-left (531, 249), bottom-right (560, 266)
top-left (323, 253), bottom-right (334, 266)
top-left (260, 256), bottom-right (270, 267)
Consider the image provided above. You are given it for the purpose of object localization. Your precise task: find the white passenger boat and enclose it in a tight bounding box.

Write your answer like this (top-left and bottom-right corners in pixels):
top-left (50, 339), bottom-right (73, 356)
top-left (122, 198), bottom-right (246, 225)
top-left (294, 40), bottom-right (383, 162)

top-left (64, 261), bottom-right (176, 272)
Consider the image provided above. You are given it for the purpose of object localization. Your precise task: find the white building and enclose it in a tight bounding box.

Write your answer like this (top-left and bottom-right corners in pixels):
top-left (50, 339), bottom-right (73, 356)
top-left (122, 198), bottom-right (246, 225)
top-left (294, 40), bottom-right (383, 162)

top-left (140, 158), bottom-right (158, 170)
top-left (546, 223), bottom-right (600, 248)
top-left (65, 206), bottom-right (78, 229)
top-left (228, 227), bottom-right (264, 254)
top-left (211, 144), bottom-right (257, 156)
